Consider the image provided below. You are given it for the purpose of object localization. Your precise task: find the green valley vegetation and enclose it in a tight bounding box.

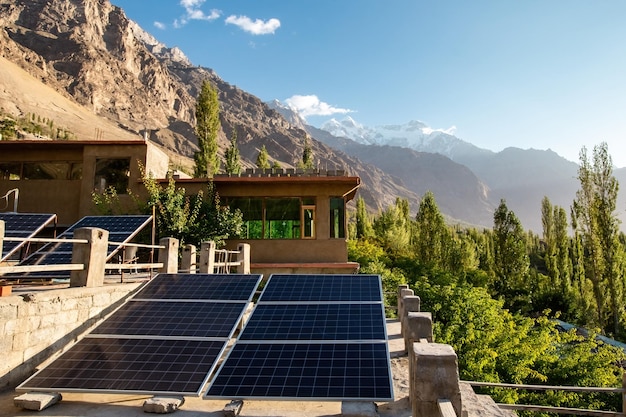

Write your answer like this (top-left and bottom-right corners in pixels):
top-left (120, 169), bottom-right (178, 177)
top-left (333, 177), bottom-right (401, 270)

top-left (0, 110), bottom-right (74, 140)
top-left (349, 141), bottom-right (626, 414)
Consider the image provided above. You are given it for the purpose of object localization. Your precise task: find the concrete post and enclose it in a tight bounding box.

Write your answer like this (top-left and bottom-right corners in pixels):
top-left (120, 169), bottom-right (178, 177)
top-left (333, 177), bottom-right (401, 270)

top-left (70, 227), bottom-right (108, 287)
top-left (401, 294), bottom-right (420, 336)
top-left (199, 241), bottom-right (215, 274)
top-left (181, 244), bottom-right (197, 273)
top-left (158, 237), bottom-right (179, 273)
top-left (410, 343), bottom-right (462, 417)
top-left (397, 284), bottom-right (409, 319)
top-left (398, 288), bottom-right (414, 334)
top-left (0, 220), bottom-right (4, 260)
top-left (404, 311), bottom-right (433, 352)
top-left (236, 243), bottom-right (250, 274)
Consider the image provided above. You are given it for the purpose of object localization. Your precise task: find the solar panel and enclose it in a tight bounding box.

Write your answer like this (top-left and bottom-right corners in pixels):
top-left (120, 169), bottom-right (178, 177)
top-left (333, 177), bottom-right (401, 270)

top-left (258, 274), bottom-right (383, 302)
top-left (205, 274), bottom-right (394, 401)
top-left (239, 304), bottom-right (387, 341)
top-left (206, 342), bottom-right (393, 400)
top-left (134, 274), bottom-right (261, 301)
top-left (18, 273), bottom-right (263, 396)
top-left (92, 300), bottom-right (248, 338)
top-left (0, 213), bottom-right (56, 261)
top-left (18, 338), bottom-right (226, 395)
top-left (11, 215), bottom-right (151, 278)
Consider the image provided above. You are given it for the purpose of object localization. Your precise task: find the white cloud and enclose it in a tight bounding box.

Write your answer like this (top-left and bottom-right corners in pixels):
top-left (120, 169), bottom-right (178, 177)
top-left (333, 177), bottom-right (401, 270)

top-left (225, 15), bottom-right (281, 35)
top-left (153, 21), bottom-right (166, 30)
top-left (285, 95), bottom-right (353, 119)
top-left (175, 0), bottom-right (221, 27)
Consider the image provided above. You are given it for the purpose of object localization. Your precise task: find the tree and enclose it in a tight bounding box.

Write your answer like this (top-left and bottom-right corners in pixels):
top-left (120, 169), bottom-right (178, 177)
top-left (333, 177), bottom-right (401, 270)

top-left (571, 142), bottom-right (623, 334)
top-left (224, 129), bottom-right (242, 175)
top-left (194, 80), bottom-right (221, 178)
top-left (355, 196), bottom-right (374, 239)
top-left (297, 136), bottom-right (315, 170)
top-left (492, 199), bottom-right (529, 303)
top-left (256, 145), bottom-right (270, 169)
top-left (414, 191), bottom-right (450, 269)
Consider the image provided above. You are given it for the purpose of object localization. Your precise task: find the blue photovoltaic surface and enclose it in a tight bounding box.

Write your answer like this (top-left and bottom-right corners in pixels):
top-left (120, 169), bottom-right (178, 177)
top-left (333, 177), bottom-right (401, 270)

top-left (92, 300), bottom-right (248, 338)
top-left (206, 342), bottom-right (393, 400)
top-left (205, 274), bottom-right (394, 401)
top-left (17, 273), bottom-right (262, 396)
top-left (239, 303), bottom-right (387, 341)
top-left (134, 274), bottom-right (262, 301)
top-left (258, 274), bottom-right (382, 302)
top-left (11, 215), bottom-right (151, 278)
top-left (18, 338), bottom-right (226, 395)
top-left (0, 213), bottom-right (56, 261)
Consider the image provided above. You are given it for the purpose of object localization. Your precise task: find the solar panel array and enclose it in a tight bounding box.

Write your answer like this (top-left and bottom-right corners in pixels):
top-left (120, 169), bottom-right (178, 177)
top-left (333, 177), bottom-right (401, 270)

top-left (10, 215), bottom-right (152, 278)
top-left (18, 273), bottom-right (262, 396)
top-left (0, 213), bottom-right (56, 262)
top-left (206, 274), bottom-right (394, 401)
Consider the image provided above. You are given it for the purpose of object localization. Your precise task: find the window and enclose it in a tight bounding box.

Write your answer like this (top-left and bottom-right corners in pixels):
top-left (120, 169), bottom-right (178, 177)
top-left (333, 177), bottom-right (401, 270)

top-left (0, 162), bottom-right (82, 180)
top-left (330, 197), bottom-right (345, 238)
top-left (227, 197), bottom-right (316, 240)
top-left (94, 158), bottom-right (130, 193)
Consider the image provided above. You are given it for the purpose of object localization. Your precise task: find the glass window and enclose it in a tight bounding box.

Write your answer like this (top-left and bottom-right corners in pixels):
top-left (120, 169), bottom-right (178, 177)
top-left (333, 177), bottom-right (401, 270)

top-left (303, 206), bottom-right (315, 238)
top-left (229, 198), bottom-right (263, 239)
top-left (0, 163), bottom-right (21, 180)
top-left (265, 198), bottom-right (300, 239)
top-left (330, 197), bottom-right (345, 238)
top-left (22, 162), bottom-right (70, 180)
top-left (94, 158), bottom-right (130, 194)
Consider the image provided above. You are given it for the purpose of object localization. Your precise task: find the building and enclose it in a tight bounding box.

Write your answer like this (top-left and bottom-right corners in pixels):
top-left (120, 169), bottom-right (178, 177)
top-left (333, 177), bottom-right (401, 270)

top-left (0, 140), bottom-right (360, 274)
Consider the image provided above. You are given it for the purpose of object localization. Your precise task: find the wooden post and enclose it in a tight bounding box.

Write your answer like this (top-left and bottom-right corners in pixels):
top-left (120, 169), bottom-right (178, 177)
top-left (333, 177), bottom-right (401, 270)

top-left (158, 237), bottom-right (179, 274)
top-left (199, 241), bottom-right (216, 274)
top-left (236, 243), bottom-right (250, 274)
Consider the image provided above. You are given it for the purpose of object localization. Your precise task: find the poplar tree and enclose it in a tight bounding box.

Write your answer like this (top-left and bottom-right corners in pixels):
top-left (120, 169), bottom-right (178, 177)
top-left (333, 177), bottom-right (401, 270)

top-left (355, 196), bottom-right (374, 238)
top-left (194, 80), bottom-right (220, 178)
top-left (256, 145), bottom-right (270, 169)
top-left (224, 129), bottom-right (242, 175)
top-left (571, 142), bottom-right (623, 334)
top-left (298, 136), bottom-right (315, 170)
top-left (415, 191), bottom-right (450, 268)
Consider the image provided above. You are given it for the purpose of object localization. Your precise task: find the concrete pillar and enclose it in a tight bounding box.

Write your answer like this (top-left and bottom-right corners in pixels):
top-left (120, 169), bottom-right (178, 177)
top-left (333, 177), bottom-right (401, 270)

top-left (70, 227), bottom-right (108, 287)
top-left (237, 243), bottom-right (250, 274)
top-left (404, 311), bottom-right (433, 352)
top-left (181, 244), bottom-right (196, 273)
top-left (158, 237), bottom-right (179, 273)
top-left (0, 220), bottom-right (4, 260)
top-left (397, 284), bottom-right (409, 319)
top-left (401, 294), bottom-right (420, 336)
top-left (410, 343), bottom-right (461, 417)
top-left (199, 241), bottom-right (215, 274)
top-left (398, 288), bottom-right (414, 333)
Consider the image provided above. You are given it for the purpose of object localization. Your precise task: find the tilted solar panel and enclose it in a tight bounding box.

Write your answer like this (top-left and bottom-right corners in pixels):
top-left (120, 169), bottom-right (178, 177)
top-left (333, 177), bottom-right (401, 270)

top-left (134, 273), bottom-right (261, 301)
top-left (258, 274), bottom-right (383, 302)
top-left (0, 213), bottom-right (56, 261)
top-left (11, 215), bottom-right (151, 278)
top-left (17, 273), bottom-right (263, 396)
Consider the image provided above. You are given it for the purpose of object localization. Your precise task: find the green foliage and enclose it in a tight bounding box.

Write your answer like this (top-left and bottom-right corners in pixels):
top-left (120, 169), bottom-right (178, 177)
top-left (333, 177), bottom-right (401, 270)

top-left (0, 110), bottom-right (74, 140)
top-left (194, 80), bottom-right (221, 178)
top-left (297, 136), bottom-right (315, 170)
top-left (224, 128), bottom-right (242, 175)
top-left (256, 145), bottom-right (270, 169)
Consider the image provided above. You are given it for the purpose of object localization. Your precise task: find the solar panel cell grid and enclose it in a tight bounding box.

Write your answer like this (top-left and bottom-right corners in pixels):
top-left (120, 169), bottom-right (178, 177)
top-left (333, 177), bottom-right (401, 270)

top-left (259, 274), bottom-right (382, 302)
top-left (19, 338), bottom-right (225, 395)
top-left (134, 274), bottom-right (262, 301)
top-left (240, 304), bottom-right (387, 341)
top-left (92, 300), bottom-right (247, 338)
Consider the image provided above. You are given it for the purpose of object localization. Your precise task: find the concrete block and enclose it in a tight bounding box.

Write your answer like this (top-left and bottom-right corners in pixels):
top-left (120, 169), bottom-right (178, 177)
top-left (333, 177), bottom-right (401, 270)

top-left (0, 299), bottom-right (19, 320)
top-left (143, 396), bottom-right (185, 414)
top-left (14, 392), bottom-right (62, 411)
top-left (223, 399), bottom-right (244, 416)
top-left (341, 401), bottom-right (378, 417)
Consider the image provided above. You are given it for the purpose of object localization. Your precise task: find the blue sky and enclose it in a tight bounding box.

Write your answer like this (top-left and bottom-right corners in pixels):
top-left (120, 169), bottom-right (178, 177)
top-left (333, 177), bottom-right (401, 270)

top-left (111, 0), bottom-right (626, 167)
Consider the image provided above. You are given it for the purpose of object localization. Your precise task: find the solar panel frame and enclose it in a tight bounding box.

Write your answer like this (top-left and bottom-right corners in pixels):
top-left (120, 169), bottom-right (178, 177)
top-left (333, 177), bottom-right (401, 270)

top-left (204, 273), bottom-right (394, 402)
top-left (10, 215), bottom-right (152, 278)
top-left (0, 213), bottom-right (56, 261)
top-left (18, 337), bottom-right (227, 396)
top-left (17, 273), bottom-right (263, 396)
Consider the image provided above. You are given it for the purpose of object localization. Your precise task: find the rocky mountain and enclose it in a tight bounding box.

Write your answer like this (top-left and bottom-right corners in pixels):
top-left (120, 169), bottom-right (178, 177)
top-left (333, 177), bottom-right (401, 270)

top-left (0, 0), bottom-right (421, 214)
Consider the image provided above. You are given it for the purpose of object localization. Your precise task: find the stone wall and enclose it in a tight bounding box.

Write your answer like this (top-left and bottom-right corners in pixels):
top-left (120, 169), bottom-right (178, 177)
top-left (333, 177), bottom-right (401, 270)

top-left (0, 283), bottom-right (142, 389)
